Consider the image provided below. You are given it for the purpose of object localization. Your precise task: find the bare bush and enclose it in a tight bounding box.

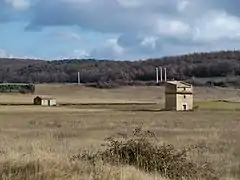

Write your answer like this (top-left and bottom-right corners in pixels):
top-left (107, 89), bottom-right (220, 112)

top-left (72, 127), bottom-right (219, 180)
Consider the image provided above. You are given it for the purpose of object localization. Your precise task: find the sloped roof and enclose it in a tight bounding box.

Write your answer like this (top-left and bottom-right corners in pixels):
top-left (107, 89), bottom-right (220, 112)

top-left (166, 81), bottom-right (192, 87)
top-left (34, 95), bottom-right (55, 100)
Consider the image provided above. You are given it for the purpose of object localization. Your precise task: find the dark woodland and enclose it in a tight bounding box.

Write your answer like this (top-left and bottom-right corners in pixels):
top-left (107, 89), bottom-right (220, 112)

top-left (1, 50), bottom-right (240, 87)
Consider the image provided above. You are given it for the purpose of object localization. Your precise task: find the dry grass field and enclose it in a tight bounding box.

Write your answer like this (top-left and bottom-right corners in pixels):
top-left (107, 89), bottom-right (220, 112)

top-left (0, 84), bottom-right (240, 179)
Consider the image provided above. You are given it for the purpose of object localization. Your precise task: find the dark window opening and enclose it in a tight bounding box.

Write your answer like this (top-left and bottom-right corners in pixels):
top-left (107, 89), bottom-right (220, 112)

top-left (183, 104), bottom-right (187, 110)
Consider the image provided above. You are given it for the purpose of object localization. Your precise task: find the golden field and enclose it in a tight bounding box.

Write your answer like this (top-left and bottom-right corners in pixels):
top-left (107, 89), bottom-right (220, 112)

top-left (0, 84), bottom-right (240, 179)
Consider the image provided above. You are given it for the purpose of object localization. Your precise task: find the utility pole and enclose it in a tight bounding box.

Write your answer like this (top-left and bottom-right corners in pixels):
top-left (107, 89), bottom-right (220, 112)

top-left (156, 67), bottom-right (159, 83)
top-left (164, 67), bottom-right (167, 82)
top-left (77, 71), bottom-right (80, 84)
top-left (160, 67), bottom-right (163, 82)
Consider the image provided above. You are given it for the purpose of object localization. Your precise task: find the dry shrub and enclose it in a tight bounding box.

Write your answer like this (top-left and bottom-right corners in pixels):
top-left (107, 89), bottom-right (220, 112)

top-left (85, 82), bottom-right (120, 89)
top-left (72, 127), bottom-right (219, 180)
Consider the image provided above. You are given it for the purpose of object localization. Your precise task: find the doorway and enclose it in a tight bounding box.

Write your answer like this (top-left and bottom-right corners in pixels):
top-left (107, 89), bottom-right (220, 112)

top-left (183, 104), bottom-right (187, 111)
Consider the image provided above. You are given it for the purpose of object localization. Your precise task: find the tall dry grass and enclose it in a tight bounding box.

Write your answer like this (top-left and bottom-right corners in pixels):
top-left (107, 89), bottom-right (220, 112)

top-left (0, 128), bottom-right (217, 180)
top-left (1, 85), bottom-right (240, 180)
top-left (0, 109), bottom-right (240, 179)
top-left (0, 159), bottom-right (169, 180)
top-left (73, 127), bottom-right (218, 180)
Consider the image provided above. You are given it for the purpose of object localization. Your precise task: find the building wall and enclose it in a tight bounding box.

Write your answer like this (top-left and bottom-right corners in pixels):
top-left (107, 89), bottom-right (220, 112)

top-left (33, 98), bottom-right (41, 105)
top-left (41, 99), bottom-right (49, 106)
top-left (33, 97), bottom-right (57, 106)
top-left (165, 94), bottom-right (176, 110)
top-left (165, 83), bottom-right (176, 94)
top-left (176, 86), bottom-right (192, 94)
top-left (176, 94), bottom-right (193, 111)
top-left (165, 81), bottom-right (193, 111)
top-left (49, 99), bottom-right (57, 106)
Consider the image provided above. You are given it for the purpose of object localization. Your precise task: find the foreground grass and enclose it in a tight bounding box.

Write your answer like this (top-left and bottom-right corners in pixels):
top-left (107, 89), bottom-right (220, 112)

top-left (0, 127), bottom-right (219, 180)
top-left (0, 158), bottom-right (169, 180)
top-left (0, 107), bottom-right (240, 179)
top-left (0, 85), bottom-right (240, 179)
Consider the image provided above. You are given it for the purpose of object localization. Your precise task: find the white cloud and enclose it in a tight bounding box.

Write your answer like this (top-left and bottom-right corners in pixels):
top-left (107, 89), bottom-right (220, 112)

top-left (5, 0), bottom-right (30, 11)
top-left (140, 36), bottom-right (158, 49)
top-left (52, 31), bottom-right (82, 42)
top-left (106, 38), bottom-right (124, 54)
top-left (177, 0), bottom-right (189, 12)
top-left (154, 18), bottom-right (190, 36)
top-left (61, 0), bottom-right (92, 3)
top-left (0, 48), bottom-right (14, 58)
top-left (0, 49), bottom-right (8, 57)
top-left (73, 49), bottom-right (89, 58)
top-left (0, 48), bottom-right (39, 59)
top-left (193, 11), bottom-right (240, 42)
top-left (24, 1), bottom-right (232, 35)
top-left (2, 0), bottom-right (240, 59)
top-left (66, 32), bottom-right (82, 41)
top-left (117, 0), bottom-right (143, 8)
top-left (90, 38), bottom-right (125, 59)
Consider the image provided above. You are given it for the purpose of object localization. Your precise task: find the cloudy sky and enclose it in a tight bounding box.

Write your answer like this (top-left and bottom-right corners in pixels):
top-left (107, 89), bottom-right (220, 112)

top-left (0, 0), bottom-right (240, 60)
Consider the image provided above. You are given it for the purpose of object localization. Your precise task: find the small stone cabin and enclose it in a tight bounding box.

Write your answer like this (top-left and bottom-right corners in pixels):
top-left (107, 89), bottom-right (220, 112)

top-left (165, 81), bottom-right (193, 111)
top-left (33, 96), bottom-right (57, 106)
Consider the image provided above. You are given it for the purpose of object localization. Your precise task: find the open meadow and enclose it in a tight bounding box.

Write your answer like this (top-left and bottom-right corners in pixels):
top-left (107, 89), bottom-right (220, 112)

top-left (0, 84), bottom-right (240, 179)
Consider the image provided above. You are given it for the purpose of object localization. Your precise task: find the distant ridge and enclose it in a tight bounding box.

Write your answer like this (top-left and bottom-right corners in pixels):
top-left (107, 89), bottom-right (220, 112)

top-left (1, 50), bottom-right (240, 87)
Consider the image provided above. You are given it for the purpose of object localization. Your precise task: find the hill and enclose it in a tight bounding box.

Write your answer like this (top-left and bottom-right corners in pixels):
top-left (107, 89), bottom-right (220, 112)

top-left (1, 50), bottom-right (240, 87)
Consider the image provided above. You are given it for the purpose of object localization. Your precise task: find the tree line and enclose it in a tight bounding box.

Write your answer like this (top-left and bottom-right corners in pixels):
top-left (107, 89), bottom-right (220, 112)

top-left (1, 50), bottom-right (240, 87)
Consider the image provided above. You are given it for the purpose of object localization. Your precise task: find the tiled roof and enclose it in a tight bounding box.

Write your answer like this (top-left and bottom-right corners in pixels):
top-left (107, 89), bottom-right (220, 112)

top-left (166, 81), bottom-right (192, 87)
top-left (34, 96), bottom-right (54, 100)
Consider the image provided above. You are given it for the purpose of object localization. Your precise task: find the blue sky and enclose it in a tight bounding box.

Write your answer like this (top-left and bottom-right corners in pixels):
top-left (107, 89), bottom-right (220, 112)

top-left (0, 0), bottom-right (240, 60)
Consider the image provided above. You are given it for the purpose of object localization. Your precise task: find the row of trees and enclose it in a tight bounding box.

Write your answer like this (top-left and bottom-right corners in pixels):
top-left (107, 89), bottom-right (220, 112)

top-left (1, 50), bottom-right (240, 86)
top-left (0, 84), bottom-right (35, 93)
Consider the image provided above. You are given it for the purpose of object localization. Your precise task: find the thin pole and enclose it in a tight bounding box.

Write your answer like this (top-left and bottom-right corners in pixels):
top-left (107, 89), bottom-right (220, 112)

top-left (160, 67), bottom-right (163, 82)
top-left (164, 67), bottom-right (167, 82)
top-left (77, 71), bottom-right (80, 84)
top-left (156, 67), bottom-right (159, 83)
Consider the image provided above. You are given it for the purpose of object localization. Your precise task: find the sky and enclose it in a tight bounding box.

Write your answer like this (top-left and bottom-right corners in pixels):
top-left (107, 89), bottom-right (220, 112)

top-left (0, 0), bottom-right (240, 60)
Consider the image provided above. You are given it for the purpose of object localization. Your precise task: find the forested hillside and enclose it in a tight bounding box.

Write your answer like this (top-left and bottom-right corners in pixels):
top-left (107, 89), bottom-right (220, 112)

top-left (1, 50), bottom-right (240, 87)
